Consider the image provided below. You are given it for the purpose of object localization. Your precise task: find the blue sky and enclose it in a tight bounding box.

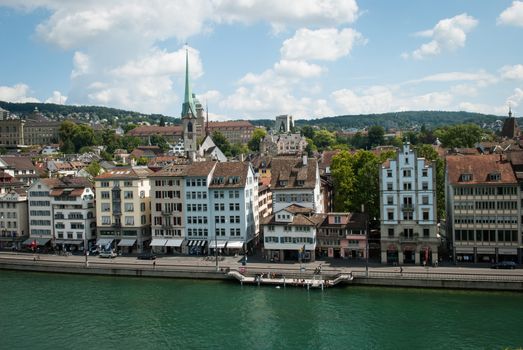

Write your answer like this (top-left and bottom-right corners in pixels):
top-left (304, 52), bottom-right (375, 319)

top-left (0, 0), bottom-right (522, 120)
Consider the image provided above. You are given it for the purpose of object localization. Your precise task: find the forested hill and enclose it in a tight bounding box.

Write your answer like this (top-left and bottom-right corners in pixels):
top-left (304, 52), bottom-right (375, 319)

top-left (251, 111), bottom-right (507, 130)
top-left (0, 101), bottom-right (178, 125)
top-left (0, 101), bottom-right (507, 131)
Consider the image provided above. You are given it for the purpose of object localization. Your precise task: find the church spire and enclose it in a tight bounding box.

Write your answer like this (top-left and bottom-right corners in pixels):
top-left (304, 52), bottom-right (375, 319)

top-left (181, 47), bottom-right (195, 118)
top-left (509, 105), bottom-right (513, 118)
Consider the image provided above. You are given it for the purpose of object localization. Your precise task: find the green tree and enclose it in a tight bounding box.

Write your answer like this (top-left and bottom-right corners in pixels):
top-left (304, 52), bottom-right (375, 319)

top-left (61, 139), bottom-right (75, 154)
top-left (159, 116), bottom-right (166, 127)
top-left (305, 138), bottom-right (317, 156)
top-left (434, 124), bottom-right (485, 148)
top-left (331, 150), bottom-right (356, 212)
top-left (149, 135), bottom-right (169, 152)
top-left (301, 125), bottom-right (315, 139)
top-left (120, 136), bottom-right (141, 153)
top-left (72, 124), bottom-right (95, 152)
top-left (230, 143), bottom-right (249, 157)
top-left (85, 160), bottom-right (101, 177)
top-left (313, 129), bottom-right (335, 151)
top-left (348, 132), bottom-right (368, 150)
top-left (247, 128), bottom-right (267, 152)
top-left (136, 156), bottom-right (148, 166)
top-left (123, 123), bottom-right (138, 133)
top-left (212, 131), bottom-right (231, 155)
top-left (367, 125), bottom-right (385, 148)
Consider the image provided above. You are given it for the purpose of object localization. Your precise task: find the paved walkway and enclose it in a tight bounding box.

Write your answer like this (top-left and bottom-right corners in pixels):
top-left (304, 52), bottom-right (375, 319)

top-left (1, 251), bottom-right (521, 278)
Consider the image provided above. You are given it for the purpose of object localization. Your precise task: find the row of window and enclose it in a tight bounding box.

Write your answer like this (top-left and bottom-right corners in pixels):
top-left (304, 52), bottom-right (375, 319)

top-left (187, 228), bottom-right (208, 236)
top-left (154, 179), bottom-right (181, 187)
top-left (266, 225), bottom-right (312, 232)
top-left (386, 211), bottom-right (432, 220)
top-left (214, 203), bottom-right (241, 211)
top-left (186, 204), bottom-right (208, 212)
top-left (386, 169), bottom-right (429, 178)
top-left (0, 221), bottom-right (18, 228)
top-left (385, 182), bottom-right (430, 191)
top-left (100, 180), bottom-right (135, 187)
top-left (274, 194), bottom-right (313, 202)
top-left (153, 216), bottom-right (182, 226)
top-left (454, 216), bottom-right (518, 224)
top-left (29, 210), bottom-right (50, 216)
top-left (264, 236), bottom-right (315, 244)
top-left (386, 196), bottom-right (431, 205)
top-left (29, 201), bottom-right (50, 206)
top-left (454, 229), bottom-right (518, 242)
top-left (0, 212), bottom-right (17, 219)
top-left (186, 178), bottom-right (207, 187)
top-left (56, 232), bottom-right (84, 239)
top-left (454, 186), bottom-right (517, 196)
top-left (213, 190), bottom-right (240, 199)
top-left (101, 216), bottom-right (147, 225)
top-left (30, 229), bottom-right (51, 235)
top-left (29, 191), bottom-right (49, 197)
top-left (153, 229), bottom-right (182, 236)
top-left (215, 216), bottom-right (241, 224)
top-left (215, 228), bottom-right (241, 236)
top-left (0, 202), bottom-right (19, 209)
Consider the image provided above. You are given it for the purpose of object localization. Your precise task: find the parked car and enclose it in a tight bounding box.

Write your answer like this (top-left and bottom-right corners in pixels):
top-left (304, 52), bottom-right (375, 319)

top-left (491, 261), bottom-right (517, 269)
top-left (137, 252), bottom-right (156, 260)
top-left (99, 251), bottom-right (117, 258)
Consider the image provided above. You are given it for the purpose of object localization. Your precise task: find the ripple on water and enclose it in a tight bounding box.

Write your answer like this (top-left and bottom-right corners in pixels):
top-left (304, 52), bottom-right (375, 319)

top-left (1, 271), bottom-right (523, 350)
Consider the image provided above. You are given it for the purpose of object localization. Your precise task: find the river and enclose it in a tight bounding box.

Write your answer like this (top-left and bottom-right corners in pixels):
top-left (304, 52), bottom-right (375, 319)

top-left (1, 270), bottom-right (522, 349)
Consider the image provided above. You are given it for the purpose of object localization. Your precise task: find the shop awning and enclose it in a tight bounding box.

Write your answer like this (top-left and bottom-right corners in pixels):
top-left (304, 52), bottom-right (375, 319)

top-left (150, 238), bottom-right (167, 247)
top-left (59, 240), bottom-right (83, 245)
top-left (96, 238), bottom-right (114, 246)
top-left (209, 240), bottom-right (227, 249)
top-left (22, 238), bottom-right (51, 246)
top-left (118, 239), bottom-right (136, 247)
top-left (188, 240), bottom-right (206, 247)
top-left (227, 241), bottom-right (244, 249)
top-left (165, 239), bottom-right (183, 247)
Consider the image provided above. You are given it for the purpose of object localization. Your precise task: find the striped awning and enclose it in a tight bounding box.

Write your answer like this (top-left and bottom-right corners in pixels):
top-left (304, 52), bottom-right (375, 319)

top-left (118, 239), bottom-right (136, 247)
top-left (97, 238), bottom-right (114, 246)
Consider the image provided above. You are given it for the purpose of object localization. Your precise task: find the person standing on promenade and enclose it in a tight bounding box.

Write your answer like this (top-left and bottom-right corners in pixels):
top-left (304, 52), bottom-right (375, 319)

top-left (400, 266), bottom-right (403, 276)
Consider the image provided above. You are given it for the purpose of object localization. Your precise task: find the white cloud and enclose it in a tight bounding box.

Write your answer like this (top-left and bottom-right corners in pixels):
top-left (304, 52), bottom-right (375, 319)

top-left (331, 86), bottom-right (453, 114)
top-left (199, 90), bottom-right (222, 104)
top-left (0, 84), bottom-right (40, 103)
top-left (215, 0), bottom-right (359, 31)
top-left (45, 90), bottom-right (68, 104)
top-left (406, 71), bottom-right (497, 85)
top-left (281, 28), bottom-right (365, 61)
top-left (111, 48), bottom-right (203, 78)
top-left (405, 13), bottom-right (478, 60)
top-left (500, 64), bottom-right (523, 80)
top-left (508, 88), bottom-right (523, 107)
top-left (498, 1), bottom-right (523, 27)
top-left (274, 60), bottom-right (325, 78)
top-left (71, 51), bottom-right (90, 78)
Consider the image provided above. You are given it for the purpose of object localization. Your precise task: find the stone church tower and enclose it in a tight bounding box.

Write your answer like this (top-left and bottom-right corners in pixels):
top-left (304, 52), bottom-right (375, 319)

top-left (181, 48), bottom-right (205, 161)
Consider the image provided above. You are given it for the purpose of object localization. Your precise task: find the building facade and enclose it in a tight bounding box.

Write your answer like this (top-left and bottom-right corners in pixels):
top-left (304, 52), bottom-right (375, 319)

top-left (316, 212), bottom-right (368, 260)
top-left (380, 142), bottom-right (438, 265)
top-left (271, 156), bottom-right (323, 213)
top-left (262, 204), bottom-right (319, 262)
top-left (0, 191), bottom-right (28, 249)
top-left (183, 161), bottom-right (216, 254)
top-left (95, 167), bottom-right (153, 253)
top-left (149, 164), bottom-right (187, 253)
top-left (446, 154), bottom-right (521, 264)
top-left (27, 177), bottom-right (95, 251)
top-left (209, 162), bottom-right (259, 254)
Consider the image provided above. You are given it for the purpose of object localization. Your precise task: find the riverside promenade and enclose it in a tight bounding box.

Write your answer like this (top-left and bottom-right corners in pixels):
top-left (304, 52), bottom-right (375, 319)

top-left (1, 252), bottom-right (522, 291)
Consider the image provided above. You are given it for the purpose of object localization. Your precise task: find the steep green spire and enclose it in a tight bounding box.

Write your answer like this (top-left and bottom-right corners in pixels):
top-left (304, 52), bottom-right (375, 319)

top-left (182, 48), bottom-right (196, 118)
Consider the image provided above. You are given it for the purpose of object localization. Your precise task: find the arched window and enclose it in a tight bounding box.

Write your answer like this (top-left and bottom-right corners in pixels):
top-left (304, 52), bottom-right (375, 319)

top-left (187, 122), bottom-right (193, 133)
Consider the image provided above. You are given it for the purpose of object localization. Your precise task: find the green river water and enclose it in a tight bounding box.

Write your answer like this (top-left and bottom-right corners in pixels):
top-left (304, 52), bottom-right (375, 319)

top-left (1, 270), bottom-right (522, 350)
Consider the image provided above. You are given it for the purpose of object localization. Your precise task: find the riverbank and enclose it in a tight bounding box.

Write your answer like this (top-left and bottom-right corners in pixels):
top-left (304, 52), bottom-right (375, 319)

top-left (1, 252), bottom-right (522, 291)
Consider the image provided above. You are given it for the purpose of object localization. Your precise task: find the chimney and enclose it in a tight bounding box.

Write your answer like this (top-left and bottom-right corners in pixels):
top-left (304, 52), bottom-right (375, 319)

top-left (302, 154), bottom-right (308, 166)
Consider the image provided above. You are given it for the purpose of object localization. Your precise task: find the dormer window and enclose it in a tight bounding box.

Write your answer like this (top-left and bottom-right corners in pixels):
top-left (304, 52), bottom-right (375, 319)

top-left (334, 216), bottom-right (341, 224)
top-left (278, 180), bottom-right (287, 186)
top-left (212, 177), bottom-right (224, 184)
top-left (228, 176), bottom-right (240, 184)
top-left (297, 180), bottom-right (305, 186)
top-left (488, 172), bottom-right (501, 181)
top-left (460, 173), bottom-right (472, 182)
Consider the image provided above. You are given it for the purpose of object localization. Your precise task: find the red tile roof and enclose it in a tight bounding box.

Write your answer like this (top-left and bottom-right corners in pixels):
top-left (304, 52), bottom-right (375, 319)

top-left (209, 162), bottom-right (250, 188)
top-left (446, 154), bottom-right (516, 185)
top-left (127, 125), bottom-right (182, 136)
top-left (95, 167), bottom-right (153, 179)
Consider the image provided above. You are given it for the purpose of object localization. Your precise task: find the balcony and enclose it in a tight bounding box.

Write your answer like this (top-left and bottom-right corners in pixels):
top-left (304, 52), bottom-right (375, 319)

top-left (162, 211), bottom-right (173, 216)
top-left (399, 234), bottom-right (418, 243)
top-left (401, 204), bottom-right (414, 212)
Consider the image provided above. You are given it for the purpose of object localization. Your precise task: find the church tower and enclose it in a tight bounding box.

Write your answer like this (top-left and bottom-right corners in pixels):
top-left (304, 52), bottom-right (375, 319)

top-left (181, 48), bottom-right (198, 160)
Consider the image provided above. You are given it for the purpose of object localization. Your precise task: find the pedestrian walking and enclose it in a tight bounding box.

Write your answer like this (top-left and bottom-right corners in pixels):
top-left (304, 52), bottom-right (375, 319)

top-left (153, 261), bottom-right (156, 270)
top-left (400, 266), bottom-right (403, 276)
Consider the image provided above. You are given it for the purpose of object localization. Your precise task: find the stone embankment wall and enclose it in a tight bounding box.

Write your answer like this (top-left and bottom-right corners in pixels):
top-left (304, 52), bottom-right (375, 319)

top-left (1, 258), bottom-right (522, 291)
